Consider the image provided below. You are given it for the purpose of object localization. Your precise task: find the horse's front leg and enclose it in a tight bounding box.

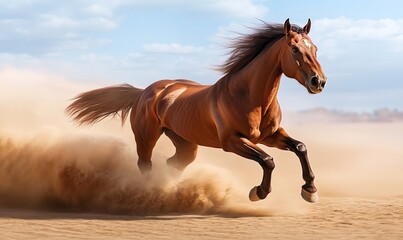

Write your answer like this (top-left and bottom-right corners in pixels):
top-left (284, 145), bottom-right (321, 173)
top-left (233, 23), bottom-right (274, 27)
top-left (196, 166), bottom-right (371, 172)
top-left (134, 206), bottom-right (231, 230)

top-left (222, 134), bottom-right (275, 201)
top-left (262, 127), bottom-right (318, 203)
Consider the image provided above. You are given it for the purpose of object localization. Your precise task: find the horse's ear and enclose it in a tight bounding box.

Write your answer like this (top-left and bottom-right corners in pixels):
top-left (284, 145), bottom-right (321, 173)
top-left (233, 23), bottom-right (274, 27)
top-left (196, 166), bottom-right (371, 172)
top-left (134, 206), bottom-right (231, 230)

top-left (284, 18), bottom-right (292, 34)
top-left (303, 19), bottom-right (311, 34)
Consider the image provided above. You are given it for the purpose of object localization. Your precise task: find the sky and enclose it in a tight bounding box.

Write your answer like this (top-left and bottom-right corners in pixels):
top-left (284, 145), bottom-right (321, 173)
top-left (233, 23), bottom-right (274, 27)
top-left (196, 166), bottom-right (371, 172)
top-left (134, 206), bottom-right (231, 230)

top-left (1, 0), bottom-right (403, 111)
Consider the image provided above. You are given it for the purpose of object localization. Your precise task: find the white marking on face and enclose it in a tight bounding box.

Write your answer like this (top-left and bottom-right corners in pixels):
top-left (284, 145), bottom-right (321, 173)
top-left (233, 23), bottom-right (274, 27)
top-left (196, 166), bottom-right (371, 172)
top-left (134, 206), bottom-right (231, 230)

top-left (296, 60), bottom-right (300, 66)
top-left (303, 39), bottom-right (311, 49)
top-left (163, 88), bottom-right (187, 109)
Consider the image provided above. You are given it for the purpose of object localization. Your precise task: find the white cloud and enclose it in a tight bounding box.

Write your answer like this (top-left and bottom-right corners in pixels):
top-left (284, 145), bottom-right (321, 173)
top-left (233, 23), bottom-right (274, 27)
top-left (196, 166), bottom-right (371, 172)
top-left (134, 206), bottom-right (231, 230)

top-left (0, 1), bottom-right (267, 56)
top-left (312, 17), bottom-right (403, 59)
top-left (109, 0), bottom-right (268, 19)
top-left (314, 17), bottom-right (403, 41)
top-left (85, 4), bottom-right (114, 17)
top-left (203, 0), bottom-right (267, 18)
top-left (39, 15), bottom-right (79, 28)
top-left (39, 14), bottom-right (118, 31)
top-left (143, 43), bottom-right (203, 54)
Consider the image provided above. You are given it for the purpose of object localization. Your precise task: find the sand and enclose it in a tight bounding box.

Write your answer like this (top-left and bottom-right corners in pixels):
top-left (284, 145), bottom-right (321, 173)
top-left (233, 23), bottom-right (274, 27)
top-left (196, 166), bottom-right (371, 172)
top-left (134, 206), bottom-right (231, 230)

top-left (1, 197), bottom-right (402, 240)
top-left (1, 68), bottom-right (402, 239)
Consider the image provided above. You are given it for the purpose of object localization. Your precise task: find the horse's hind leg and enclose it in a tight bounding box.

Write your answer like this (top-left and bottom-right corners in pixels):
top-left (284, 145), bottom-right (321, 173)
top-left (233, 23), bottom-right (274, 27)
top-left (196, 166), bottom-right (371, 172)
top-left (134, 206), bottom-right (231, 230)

top-left (164, 129), bottom-right (198, 172)
top-left (134, 133), bottom-right (161, 174)
top-left (132, 114), bottom-right (163, 174)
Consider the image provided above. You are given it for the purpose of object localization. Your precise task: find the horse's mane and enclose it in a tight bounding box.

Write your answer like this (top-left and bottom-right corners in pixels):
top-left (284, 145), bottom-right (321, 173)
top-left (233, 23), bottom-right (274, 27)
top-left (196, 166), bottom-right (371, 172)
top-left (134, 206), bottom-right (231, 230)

top-left (219, 21), bottom-right (303, 76)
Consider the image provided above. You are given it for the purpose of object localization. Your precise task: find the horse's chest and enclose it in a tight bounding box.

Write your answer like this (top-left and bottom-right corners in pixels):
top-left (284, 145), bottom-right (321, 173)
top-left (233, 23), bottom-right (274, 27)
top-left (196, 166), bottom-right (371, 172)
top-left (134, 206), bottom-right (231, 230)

top-left (244, 111), bottom-right (281, 142)
top-left (252, 124), bottom-right (279, 142)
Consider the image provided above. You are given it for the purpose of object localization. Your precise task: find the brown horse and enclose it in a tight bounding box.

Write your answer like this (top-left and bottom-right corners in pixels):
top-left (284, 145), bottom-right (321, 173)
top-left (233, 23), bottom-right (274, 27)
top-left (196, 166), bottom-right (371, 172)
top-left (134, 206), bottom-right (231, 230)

top-left (66, 19), bottom-right (326, 203)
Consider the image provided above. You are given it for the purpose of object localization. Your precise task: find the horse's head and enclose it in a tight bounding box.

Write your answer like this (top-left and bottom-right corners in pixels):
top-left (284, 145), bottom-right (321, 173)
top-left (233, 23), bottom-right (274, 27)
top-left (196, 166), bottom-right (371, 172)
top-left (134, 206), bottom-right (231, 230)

top-left (280, 19), bottom-right (326, 94)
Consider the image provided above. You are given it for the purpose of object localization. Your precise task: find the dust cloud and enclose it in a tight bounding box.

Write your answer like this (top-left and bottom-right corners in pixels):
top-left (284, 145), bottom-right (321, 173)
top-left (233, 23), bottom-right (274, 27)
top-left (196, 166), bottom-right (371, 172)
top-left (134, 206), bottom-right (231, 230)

top-left (0, 132), bottom-right (263, 216)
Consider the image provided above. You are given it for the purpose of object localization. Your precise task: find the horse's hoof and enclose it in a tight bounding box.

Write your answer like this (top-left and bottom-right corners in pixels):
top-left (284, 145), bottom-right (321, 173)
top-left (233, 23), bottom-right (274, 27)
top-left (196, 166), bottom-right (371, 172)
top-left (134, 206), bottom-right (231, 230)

top-left (301, 188), bottom-right (318, 203)
top-left (249, 186), bottom-right (262, 202)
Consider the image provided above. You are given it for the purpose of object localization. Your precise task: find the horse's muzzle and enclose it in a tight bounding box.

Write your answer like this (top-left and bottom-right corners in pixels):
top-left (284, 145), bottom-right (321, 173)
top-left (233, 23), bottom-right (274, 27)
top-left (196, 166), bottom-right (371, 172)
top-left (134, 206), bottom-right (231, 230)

top-left (307, 75), bottom-right (326, 94)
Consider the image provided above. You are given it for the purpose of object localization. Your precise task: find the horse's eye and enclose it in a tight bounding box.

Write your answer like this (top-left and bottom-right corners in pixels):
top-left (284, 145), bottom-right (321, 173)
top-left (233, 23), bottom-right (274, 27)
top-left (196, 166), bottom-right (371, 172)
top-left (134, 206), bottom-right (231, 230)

top-left (292, 46), bottom-right (299, 54)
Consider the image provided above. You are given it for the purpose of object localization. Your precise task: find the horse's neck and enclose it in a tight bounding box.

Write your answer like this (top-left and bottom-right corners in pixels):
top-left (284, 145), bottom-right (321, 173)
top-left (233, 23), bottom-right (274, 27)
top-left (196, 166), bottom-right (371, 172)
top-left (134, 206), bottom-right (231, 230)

top-left (226, 39), bottom-right (284, 111)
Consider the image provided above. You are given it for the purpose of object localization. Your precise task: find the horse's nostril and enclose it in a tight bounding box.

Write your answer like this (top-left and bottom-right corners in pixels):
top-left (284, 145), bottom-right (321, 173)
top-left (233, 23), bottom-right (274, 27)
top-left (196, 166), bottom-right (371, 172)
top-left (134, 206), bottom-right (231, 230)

top-left (310, 76), bottom-right (319, 88)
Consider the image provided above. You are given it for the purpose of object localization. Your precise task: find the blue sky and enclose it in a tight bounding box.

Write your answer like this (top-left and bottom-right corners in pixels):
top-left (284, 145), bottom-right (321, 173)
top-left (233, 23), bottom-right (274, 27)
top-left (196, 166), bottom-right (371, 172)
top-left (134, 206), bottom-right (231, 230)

top-left (1, 0), bottom-right (402, 111)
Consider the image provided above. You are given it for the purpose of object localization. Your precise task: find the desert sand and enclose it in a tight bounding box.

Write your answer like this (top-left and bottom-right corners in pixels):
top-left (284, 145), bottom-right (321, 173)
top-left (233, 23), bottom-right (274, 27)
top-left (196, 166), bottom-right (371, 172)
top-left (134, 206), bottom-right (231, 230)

top-left (1, 69), bottom-right (402, 239)
top-left (1, 197), bottom-right (402, 240)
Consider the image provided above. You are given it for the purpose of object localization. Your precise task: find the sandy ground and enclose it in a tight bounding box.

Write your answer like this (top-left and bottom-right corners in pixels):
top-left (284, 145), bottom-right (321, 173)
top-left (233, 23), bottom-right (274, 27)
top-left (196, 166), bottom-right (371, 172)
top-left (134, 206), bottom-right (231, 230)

top-left (1, 69), bottom-right (402, 239)
top-left (1, 197), bottom-right (402, 240)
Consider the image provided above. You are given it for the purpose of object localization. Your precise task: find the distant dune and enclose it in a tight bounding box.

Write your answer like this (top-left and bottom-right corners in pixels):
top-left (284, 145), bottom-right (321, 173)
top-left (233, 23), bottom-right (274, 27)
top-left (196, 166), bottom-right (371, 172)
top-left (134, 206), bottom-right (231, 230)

top-left (285, 107), bottom-right (403, 124)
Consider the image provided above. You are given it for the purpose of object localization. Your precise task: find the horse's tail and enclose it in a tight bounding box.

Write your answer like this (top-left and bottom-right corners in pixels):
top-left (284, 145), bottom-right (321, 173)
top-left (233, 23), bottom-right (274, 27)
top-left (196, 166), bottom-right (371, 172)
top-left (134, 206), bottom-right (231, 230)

top-left (66, 84), bottom-right (143, 126)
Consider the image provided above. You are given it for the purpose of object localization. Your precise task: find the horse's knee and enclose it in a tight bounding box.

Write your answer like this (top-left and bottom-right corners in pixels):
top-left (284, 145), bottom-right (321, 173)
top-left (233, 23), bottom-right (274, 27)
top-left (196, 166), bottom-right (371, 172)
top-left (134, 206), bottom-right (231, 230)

top-left (288, 141), bottom-right (307, 154)
top-left (295, 142), bottom-right (307, 152)
top-left (262, 156), bottom-right (275, 170)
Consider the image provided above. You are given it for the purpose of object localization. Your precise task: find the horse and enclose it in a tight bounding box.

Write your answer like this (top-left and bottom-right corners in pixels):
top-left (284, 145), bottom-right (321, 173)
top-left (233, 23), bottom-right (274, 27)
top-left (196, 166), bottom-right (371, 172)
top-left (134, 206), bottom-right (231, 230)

top-left (66, 19), bottom-right (326, 203)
